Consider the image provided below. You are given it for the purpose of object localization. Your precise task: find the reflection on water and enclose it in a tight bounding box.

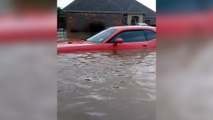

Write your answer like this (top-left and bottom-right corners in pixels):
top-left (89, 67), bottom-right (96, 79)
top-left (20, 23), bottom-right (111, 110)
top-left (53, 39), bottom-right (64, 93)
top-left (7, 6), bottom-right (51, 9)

top-left (58, 49), bottom-right (156, 120)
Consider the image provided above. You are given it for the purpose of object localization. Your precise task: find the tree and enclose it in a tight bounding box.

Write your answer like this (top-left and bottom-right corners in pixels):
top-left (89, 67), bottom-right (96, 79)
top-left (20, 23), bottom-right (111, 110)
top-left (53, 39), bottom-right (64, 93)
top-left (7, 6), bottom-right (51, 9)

top-left (57, 7), bottom-right (66, 29)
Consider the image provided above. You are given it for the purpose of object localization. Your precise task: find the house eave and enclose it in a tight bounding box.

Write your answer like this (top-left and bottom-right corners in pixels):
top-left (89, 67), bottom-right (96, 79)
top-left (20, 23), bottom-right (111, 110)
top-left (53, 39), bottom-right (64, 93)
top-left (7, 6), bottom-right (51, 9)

top-left (64, 10), bottom-right (144, 15)
top-left (144, 16), bottom-right (156, 18)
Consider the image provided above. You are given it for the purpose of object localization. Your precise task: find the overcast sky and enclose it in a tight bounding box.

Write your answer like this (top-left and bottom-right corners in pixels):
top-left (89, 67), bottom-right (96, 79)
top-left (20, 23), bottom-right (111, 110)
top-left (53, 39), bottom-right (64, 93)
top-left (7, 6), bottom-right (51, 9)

top-left (57, 0), bottom-right (156, 11)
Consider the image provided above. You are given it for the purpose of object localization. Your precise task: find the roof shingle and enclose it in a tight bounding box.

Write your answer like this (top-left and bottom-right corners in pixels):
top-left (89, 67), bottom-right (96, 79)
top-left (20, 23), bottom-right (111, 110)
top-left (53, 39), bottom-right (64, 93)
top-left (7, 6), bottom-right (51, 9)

top-left (64, 0), bottom-right (155, 17)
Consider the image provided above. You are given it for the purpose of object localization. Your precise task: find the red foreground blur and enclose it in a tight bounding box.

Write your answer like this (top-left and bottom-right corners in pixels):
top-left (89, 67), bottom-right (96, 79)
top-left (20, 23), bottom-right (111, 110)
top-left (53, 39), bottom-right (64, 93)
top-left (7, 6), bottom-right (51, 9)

top-left (158, 10), bottom-right (213, 37)
top-left (0, 10), bottom-right (56, 42)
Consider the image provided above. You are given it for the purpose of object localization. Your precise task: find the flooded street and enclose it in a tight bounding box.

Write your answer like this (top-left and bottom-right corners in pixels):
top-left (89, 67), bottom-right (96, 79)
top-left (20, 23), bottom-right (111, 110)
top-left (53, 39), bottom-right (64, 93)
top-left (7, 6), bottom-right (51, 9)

top-left (58, 32), bottom-right (93, 41)
top-left (58, 50), bottom-right (156, 120)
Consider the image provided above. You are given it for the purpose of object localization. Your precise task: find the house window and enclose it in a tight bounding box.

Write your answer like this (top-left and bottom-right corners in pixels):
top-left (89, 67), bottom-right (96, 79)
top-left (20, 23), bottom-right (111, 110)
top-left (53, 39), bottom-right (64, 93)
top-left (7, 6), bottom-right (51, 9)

top-left (131, 16), bottom-right (139, 25)
top-left (144, 19), bottom-right (151, 24)
top-left (122, 14), bottom-right (128, 25)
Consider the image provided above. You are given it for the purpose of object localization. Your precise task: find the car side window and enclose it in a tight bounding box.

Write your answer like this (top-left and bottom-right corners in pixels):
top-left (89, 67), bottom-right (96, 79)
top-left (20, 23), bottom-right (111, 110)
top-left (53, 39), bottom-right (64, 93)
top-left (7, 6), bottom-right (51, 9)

top-left (144, 29), bottom-right (156, 40)
top-left (108, 30), bottom-right (146, 43)
top-left (108, 34), bottom-right (121, 43)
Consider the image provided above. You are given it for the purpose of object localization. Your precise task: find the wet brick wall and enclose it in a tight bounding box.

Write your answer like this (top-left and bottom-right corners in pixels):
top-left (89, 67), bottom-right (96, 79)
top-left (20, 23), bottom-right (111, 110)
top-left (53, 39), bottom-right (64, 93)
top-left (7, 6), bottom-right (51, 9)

top-left (65, 12), bottom-right (124, 32)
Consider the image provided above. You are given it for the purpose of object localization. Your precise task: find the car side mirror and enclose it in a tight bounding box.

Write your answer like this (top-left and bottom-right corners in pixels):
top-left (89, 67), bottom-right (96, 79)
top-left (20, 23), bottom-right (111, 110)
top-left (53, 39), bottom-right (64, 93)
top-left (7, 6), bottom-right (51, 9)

top-left (113, 38), bottom-right (123, 46)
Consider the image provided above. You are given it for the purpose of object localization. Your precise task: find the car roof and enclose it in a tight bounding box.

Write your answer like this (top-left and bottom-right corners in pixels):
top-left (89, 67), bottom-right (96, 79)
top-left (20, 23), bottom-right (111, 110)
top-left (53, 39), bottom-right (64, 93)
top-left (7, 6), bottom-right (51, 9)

top-left (137, 23), bottom-right (148, 25)
top-left (110, 25), bottom-right (156, 31)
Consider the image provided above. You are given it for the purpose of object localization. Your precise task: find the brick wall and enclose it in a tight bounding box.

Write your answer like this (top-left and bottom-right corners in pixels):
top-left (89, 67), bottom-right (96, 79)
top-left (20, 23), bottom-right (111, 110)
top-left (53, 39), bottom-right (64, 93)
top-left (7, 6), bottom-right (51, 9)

top-left (65, 12), bottom-right (123, 32)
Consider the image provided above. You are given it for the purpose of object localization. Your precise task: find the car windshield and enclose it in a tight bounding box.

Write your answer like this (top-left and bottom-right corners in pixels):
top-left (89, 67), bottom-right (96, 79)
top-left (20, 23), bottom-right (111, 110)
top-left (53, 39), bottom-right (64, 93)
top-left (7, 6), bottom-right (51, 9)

top-left (86, 28), bottom-right (116, 43)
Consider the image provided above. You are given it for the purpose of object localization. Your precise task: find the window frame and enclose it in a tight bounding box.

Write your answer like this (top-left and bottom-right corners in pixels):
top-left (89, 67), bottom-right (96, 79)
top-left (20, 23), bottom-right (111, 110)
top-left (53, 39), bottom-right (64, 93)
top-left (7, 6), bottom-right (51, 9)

top-left (143, 29), bottom-right (156, 41)
top-left (107, 29), bottom-right (156, 43)
top-left (86, 28), bottom-right (116, 43)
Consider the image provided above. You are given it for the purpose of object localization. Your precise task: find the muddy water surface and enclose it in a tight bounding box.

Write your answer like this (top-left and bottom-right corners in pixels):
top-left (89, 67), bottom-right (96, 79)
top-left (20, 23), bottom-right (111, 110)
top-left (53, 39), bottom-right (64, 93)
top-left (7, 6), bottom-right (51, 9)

top-left (58, 50), bottom-right (156, 120)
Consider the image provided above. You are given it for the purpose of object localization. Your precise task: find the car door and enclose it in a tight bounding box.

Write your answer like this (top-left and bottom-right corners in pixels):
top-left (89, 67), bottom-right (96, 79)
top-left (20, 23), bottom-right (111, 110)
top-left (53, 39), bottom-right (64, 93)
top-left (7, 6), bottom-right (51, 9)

top-left (104, 30), bottom-right (150, 50)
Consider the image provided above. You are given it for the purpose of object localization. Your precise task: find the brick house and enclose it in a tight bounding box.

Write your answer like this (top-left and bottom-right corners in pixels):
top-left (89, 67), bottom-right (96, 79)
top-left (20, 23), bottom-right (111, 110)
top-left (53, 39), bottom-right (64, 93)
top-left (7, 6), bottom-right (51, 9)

top-left (64, 0), bottom-right (156, 32)
top-left (143, 10), bottom-right (156, 26)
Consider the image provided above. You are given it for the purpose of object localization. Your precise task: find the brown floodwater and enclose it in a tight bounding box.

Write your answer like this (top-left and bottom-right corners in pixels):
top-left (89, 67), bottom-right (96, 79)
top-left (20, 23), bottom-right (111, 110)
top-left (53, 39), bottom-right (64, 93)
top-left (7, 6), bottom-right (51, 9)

top-left (58, 32), bottom-right (93, 41)
top-left (58, 49), bottom-right (156, 120)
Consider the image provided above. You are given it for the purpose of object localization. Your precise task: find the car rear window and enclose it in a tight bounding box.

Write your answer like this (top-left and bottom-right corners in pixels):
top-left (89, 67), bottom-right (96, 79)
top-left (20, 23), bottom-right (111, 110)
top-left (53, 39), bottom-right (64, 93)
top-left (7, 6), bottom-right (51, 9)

top-left (144, 29), bottom-right (156, 40)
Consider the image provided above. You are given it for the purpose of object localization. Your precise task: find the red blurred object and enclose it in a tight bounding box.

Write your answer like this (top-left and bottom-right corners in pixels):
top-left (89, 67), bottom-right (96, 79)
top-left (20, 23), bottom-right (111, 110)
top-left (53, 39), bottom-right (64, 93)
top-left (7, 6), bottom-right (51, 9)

top-left (157, 10), bottom-right (213, 36)
top-left (57, 26), bottom-right (156, 53)
top-left (0, 10), bottom-right (56, 42)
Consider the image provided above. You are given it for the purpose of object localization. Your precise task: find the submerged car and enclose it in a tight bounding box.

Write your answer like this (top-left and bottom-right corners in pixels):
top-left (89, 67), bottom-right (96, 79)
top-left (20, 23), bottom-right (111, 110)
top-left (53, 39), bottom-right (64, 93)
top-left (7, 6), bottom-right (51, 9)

top-left (57, 26), bottom-right (156, 53)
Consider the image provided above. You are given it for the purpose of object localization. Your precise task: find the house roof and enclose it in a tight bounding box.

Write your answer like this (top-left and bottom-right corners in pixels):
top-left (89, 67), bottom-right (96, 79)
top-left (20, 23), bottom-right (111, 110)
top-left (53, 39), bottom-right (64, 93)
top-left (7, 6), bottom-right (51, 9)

top-left (127, 1), bottom-right (156, 17)
top-left (64, 0), bottom-right (156, 17)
